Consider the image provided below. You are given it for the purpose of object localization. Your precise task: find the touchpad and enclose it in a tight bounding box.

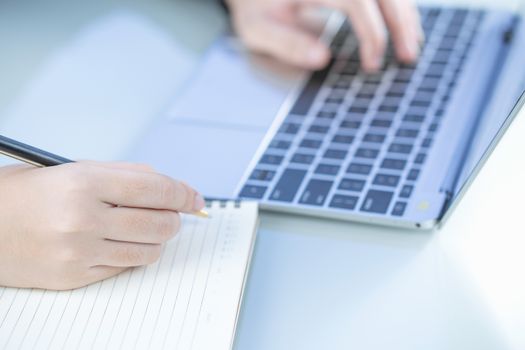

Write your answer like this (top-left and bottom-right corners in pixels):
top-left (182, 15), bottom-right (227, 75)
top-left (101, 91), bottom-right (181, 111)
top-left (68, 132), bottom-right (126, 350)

top-left (166, 36), bottom-right (301, 129)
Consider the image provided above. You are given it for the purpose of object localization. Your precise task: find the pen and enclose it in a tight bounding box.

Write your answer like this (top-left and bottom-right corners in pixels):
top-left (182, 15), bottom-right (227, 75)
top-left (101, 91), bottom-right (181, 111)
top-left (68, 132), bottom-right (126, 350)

top-left (0, 134), bottom-right (209, 218)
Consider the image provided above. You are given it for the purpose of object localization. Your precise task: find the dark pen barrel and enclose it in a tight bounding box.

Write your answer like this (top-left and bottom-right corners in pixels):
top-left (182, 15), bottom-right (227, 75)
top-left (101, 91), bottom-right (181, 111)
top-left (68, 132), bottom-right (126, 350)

top-left (0, 135), bottom-right (73, 166)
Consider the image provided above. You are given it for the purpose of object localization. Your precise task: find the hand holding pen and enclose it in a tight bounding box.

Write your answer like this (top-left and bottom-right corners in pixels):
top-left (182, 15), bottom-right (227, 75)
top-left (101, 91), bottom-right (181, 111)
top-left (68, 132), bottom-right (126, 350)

top-left (0, 135), bottom-right (207, 290)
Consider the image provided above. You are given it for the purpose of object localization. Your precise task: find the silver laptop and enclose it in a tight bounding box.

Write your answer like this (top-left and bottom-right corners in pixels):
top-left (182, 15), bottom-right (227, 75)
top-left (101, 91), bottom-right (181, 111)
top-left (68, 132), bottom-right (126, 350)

top-left (128, 6), bottom-right (525, 229)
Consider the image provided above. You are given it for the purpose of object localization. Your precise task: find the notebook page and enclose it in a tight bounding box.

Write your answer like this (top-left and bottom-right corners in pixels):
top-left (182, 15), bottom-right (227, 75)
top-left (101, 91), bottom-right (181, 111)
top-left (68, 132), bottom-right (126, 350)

top-left (0, 201), bottom-right (258, 350)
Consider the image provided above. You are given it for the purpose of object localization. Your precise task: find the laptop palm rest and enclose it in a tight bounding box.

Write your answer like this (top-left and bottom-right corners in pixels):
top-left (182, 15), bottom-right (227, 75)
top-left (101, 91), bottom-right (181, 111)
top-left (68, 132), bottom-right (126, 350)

top-left (128, 36), bottom-right (301, 198)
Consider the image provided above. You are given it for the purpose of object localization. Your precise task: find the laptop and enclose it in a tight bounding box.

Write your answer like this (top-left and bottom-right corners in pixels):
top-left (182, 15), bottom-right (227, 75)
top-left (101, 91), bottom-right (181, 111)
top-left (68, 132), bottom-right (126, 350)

top-left (129, 5), bottom-right (525, 229)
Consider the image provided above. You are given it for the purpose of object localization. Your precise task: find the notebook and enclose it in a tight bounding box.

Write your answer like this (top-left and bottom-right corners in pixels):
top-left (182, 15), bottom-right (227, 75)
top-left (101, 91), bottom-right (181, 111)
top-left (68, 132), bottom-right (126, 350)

top-left (0, 201), bottom-right (259, 350)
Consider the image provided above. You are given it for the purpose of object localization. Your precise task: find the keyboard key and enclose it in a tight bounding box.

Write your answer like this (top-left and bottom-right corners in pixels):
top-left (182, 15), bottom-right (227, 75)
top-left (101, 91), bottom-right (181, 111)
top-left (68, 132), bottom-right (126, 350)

top-left (403, 114), bottom-right (425, 123)
top-left (270, 169), bottom-right (307, 202)
top-left (332, 135), bottom-right (355, 144)
top-left (415, 153), bottom-right (427, 164)
top-left (309, 125), bottom-right (330, 133)
top-left (378, 105), bottom-right (399, 113)
top-left (370, 119), bottom-right (392, 128)
top-left (318, 111), bottom-right (337, 119)
top-left (392, 201), bottom-right (407, 216)
top-left (389, 143), bottom-right (413, 154)
top-left (355, 148), bottom-right (379, 159)
top-left (347, 163), bottom-right (373, 175)
top-left (250, 169), bottom-right (276, 182)
top-left (269, 140), bottom-right (291, 150)
top-left (399, 185), bottom-right (414, 198)
top-left (291, 153), bottom-right (315, 164)
top-left (373, 174), bottom-right (400, 187)
top-left (396, 128), bottom-right (419, 138)
top-left (361, 190), bottom-right (394, 214)
top-left (290, 61), bottom-right (333, 115)
top-left (363, 133), bottom-right (386, 143)
top-left (260, 154), bottom-right (284, 165)
top-left (299, 179), bottom-right (333, 206)
top-left (339, 178), bottom-right (366, 192)
top-left (407, 169), bottom-right (420, 181)
top-left (324, 149), bottom-right (348, 159)
top-left (279, 123), bottom-right (301, 134)
top-left (330, 194), bottom-right (359, 210)
top-left (381, 158), bottom-right (407, 170)
top-left (240, 185), bottom-right (267, 199)
top-left (340, 120), bottom-right (362, 129)
top-left (315, 164), bottom-right (341, 175)
top-left (422, 138), bottom-right (433, 148)
top-left (348, 106), bottom-right (368, 114)
top-left (300, 139), bottom-right (322, 149)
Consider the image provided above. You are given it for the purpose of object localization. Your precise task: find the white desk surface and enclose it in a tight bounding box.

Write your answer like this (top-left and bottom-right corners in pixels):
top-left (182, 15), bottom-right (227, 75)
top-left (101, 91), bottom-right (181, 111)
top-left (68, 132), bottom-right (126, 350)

top-left (0, 1), bottom-right (524, 349)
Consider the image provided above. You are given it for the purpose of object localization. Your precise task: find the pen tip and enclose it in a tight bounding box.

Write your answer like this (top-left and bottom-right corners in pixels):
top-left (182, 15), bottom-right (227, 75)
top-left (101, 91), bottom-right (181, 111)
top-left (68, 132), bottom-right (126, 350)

top-left (195, 210), bottom-right (210, 218)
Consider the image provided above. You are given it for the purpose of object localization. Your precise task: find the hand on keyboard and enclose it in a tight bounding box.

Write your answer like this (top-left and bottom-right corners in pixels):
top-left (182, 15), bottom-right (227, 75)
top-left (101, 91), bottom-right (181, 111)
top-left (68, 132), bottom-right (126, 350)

top-left (225, 0), bottom-right (424, 71)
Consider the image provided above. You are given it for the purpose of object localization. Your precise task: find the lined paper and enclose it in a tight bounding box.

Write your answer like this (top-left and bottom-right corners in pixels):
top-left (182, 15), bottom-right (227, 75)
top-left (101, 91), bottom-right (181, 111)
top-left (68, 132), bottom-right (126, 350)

top-left (0, 201), bottom-right (258, 350)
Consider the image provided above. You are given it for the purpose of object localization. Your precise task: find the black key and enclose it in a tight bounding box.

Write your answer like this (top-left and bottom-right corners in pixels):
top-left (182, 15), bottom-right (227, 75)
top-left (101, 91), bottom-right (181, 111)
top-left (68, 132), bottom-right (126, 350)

top-left (260, 154), bottom-right (284, 165)
top-left (326, 97), bottom-right (343, 104)
top-left (388, 83), bottom-right (409, 95)
top-left (347, 163), bottom-right (373, 175)
top-left (428, 123), bottom-right (439, 132)
top-left (330, 194), bottom-right (359, 210)
top-left (370, 119), bottom-right (392, 128)
top-left (339, 178), bottom-right (366, 192)
top-left (422, 138), bottom-right (433, 148)
top-left (363, 133), bottom-right (386, 143)
top-left (332, 134), bottom-right (355, 144)
top-left (291, 153), bottom-right (315, 164)
top-left (324, 149), bottom-right (348, 159)
top-left (269, 140), bottom-right (291, 150)
top-left (279, 123), bottom-right (301, 134)
top-left (403, 114), bottom-right (425, 123)
top-left (355, 148), bottom-right (379, 159)
top-left (300, 139), bottom-right (322, 149)
top-left (410, 100), bottom-right (431, 108)
top-left (391, 201), bottom-right (407, 216)
top-left (309, 125), bottom-right (330, 133)
top-left (240, 185), bottom-right (267, 199)
top-left (290, 61), bottom-right (333, 115)
top-left (407, 169), bottom-right (420, 181)
top-left (381, 97), bottom-right (402, 107)
top-left (361, 190), bottom-right (394, 214)
top-left (373, 174), bottom-right (400, 187)
top-left (389, 143), bottom-right (413, 154)
top-left (299, 179), bottom-right (333, 206)
top-left (419, 77), bottom-right (440, 90)
top-left (340, 120), bottom-right (361, 129)
top-left (348, 106), bottom-right (368, 114)
top-left (315, 164), bottom-right (341, 175)
top-left (399, 184), bottom-right (414, 198)
top-left (250, 169), bottom-right (276, 182)
top-left (415, 153), bottom-right (427, 164)
top-left (396, 128), bottom-right (419, 138)
top-left (270, 169), bottom-right (307, 202)
top-left (352, 98), bottom-right (372, 108)
top-left (317, 111), bottom-right (337, 119)
top-left (378, 105), bottom-right (398, 113)
top-left (381, 158), bottom-right (407, 170)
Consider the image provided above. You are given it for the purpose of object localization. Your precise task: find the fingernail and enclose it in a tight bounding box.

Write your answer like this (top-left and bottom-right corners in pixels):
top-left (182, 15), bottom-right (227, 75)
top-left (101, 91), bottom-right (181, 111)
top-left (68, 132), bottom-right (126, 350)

top-left (193, 193), bottom-right (206, 211)
top-left (307, 46), bottom-right (328, 67)
top-left (403, 39), bottom-right (420, 61)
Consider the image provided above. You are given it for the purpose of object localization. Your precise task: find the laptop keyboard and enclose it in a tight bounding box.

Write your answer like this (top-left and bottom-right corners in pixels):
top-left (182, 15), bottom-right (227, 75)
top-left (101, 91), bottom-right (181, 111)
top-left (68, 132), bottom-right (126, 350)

top-left (238, 7), bottom-right (485, 217)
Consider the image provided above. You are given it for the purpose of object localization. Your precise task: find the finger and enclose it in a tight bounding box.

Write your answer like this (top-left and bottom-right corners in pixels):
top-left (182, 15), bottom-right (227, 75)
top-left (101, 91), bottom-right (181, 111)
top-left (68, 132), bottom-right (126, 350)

top-left (378, 0), bottom-right (422, 63)
top-left (298, 0), bottom-right (387, 72)
top-left (96, 240), bottom-right (163, 267)
top-left (94, 167), bottom-right (205, 213)
top-left (103, 207), bottom-right (181, 244)
top-left (240, 17), bottom-right (331, 69)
